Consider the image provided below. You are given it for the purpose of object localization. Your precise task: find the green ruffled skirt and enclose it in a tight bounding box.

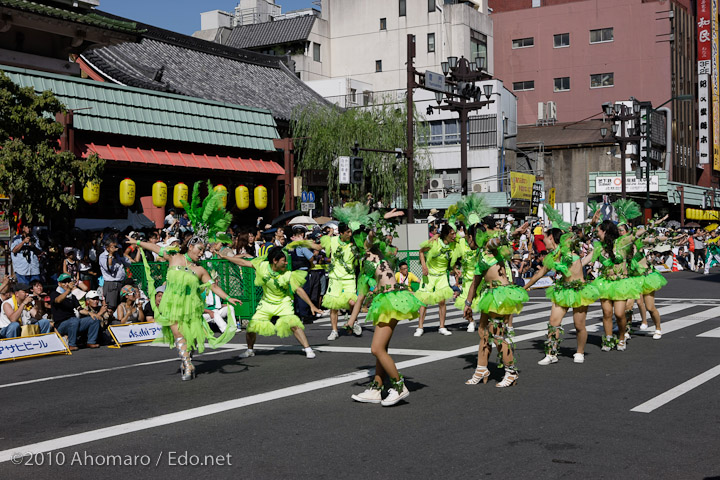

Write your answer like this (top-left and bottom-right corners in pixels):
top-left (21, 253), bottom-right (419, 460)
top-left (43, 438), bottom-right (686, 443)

top-left (546, 281), bottom-right (600, 309)
top-left (475, 285), bottom-right (529, 316)
top-left (365, 290), bottom-right (425, 325)
top-left (639, 270), bottom-right (667, 295)
top-left (592, 277), bottom-right (642, 301)
top-left (415, 273), bottom-right (454, 306)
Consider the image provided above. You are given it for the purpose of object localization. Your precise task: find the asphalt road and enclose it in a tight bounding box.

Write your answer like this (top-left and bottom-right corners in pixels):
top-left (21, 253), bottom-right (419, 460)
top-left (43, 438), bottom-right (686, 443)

top-left (1, 270), bottom-right (719, 479)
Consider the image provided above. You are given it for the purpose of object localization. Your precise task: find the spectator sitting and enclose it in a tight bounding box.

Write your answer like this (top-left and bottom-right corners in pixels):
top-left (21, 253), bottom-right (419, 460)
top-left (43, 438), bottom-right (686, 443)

top-left (28, 280), bottom-right (52, 326)
top-left (82, 290), bottom-right (111, 329)
top-left (395, 261), bottom-right (420, 288)
top-left (677, 247), bottom-right (692, 271)
top-left (1, 283), bottom-right (52, 338)
top-left (115, 285), bottom-right (145, 325)
top-left (10, 223), bottom-right (42, 284)
top-left (143, 285), bottom-right (165, 322)
top-left (51, 273), bottom-right (100, 350)
top-left (202, 287), bottom-right (230, 333)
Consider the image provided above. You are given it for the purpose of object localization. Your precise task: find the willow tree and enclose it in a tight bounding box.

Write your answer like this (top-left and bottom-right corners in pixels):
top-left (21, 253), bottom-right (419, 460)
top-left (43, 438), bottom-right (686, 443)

top-left (0, 71), bottom-right (105, 228)
top-left (291, 98), bottom-right (432, 207)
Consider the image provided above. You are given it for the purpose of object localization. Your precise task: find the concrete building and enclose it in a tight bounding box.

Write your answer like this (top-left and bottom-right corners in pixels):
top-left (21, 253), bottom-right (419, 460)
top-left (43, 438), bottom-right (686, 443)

top-left (196, 0), bottom-right (518, 207)
top-left (489, 0), bottom-right (704, 191)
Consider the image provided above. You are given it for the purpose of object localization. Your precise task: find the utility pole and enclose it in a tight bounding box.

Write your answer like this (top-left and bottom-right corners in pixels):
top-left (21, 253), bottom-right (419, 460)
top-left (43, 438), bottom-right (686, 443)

top-left (406, 34), bottom-right (416, 222)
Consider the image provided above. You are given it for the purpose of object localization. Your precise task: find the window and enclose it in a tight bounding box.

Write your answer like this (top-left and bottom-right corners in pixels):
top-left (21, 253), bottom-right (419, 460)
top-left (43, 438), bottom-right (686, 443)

top-left (512, 37), bottom-right (534, 49)
top-left (471, 29), bottom-right (488, 70)
top-left (554, 77), bottom-right (570, 92)
top-left (512, 80), bottom-right (535, 91)
top-left (399, 0), bottom-right (406, 17)
top-left (380, 18), bottom-right (386, 30)
top-left (590, 27), bottom-right (613, 43)
top-left (553, 33), bottom-right (570, 48)
top-left (350, 88), bottom-right (357, 104)
top-left (428, 0), bottom-right (435, 12)
top-left (422, 120), bottom-right (461, 146)
top-left (590, 72), bottom-right (614, 88)
top-left (313, 43), bottom-right (321, 62)
top-left (427, 33), bottom-right (435, 53)
top-left (429, 121), bottom-right (443, 146)
top-left (375, 60), bottom-right (382, 72)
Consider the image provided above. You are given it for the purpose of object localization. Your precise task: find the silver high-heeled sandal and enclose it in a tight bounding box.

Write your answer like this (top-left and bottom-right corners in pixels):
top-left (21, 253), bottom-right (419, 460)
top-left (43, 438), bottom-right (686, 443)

top-left (175, 337), bottom-right (195, 381)
top-left (496, 369), bottom-right (518, 388)
top-left (465, 366), bottom-right (490, 385)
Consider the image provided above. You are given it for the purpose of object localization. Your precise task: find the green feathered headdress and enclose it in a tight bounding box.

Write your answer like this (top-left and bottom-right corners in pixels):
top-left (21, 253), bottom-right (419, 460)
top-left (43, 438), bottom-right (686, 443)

top-left (613, 198), bottom-right (642, 225)
top-left (181, 181), bottom-right (232, 244)
top-left (544, 204), bottom-right (571, 231)
top-left (457, 194), bottom-right (496, 227)
top-left (332, 203), bottom-right (374, 232)
top-left (587, 201), bottom-right (600, 218)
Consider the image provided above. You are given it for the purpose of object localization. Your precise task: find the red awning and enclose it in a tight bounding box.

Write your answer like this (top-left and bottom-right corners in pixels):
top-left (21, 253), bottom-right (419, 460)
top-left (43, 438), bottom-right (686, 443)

top-left (82, 143), bottom-right (284, 175)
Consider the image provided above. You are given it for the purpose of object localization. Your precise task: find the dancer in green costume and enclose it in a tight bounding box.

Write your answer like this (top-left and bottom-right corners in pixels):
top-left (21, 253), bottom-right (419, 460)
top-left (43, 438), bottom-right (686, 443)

top-left (463, 224), bottom-right (529, 388)
top-left (524, 206), bottom-right (599, 365)
top-left (221, 244), bottom-right (321, 359)
top-left (135, 181), bottom-right (241, 381)
top-left (414, 224), bottom-right (456, 337)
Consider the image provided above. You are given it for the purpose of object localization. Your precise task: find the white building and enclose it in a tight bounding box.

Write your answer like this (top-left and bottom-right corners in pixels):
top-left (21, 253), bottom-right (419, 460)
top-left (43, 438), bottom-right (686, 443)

top-left (195, 0), bottom-right (518, 201)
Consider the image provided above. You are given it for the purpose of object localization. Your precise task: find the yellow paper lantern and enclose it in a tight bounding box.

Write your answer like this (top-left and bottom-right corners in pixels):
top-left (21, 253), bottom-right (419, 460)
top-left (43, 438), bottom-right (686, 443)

top-left (213, 184), bottom-right (228, 209)
top-left (83, 181), bottom-right (100, 205)
top-left (152, 181), bottom-right (167, 208)
top-left (254, 185), bottom-right (267, 210)
top-left (173, 182), bottom-right (188, 208)
top-left (236, 185), bottom-right (249, 210)
top-left (119, 178), bottom-right (135, 207)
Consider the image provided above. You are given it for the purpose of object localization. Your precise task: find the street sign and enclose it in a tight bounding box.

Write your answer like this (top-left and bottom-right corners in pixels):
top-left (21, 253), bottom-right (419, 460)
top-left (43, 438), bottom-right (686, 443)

top-left (301, 191), bottom-right (308, 203)
top-left (530, 181), bottom-right (543, 216)
top-left (338, 156), bottom-right (350, 184)
top-left (549, 188), bottom-right (556, 208)
top-left (308, 191), bottom-right (315, 202)
top-left (425, 71), bottom-right (445, 92)
top-left (300, 202), bottom-right (315, 212)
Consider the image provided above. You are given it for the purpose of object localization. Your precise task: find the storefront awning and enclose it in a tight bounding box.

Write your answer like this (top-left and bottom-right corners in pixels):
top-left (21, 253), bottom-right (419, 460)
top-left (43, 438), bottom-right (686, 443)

top-left (83, 143), bottom-right (284, 175)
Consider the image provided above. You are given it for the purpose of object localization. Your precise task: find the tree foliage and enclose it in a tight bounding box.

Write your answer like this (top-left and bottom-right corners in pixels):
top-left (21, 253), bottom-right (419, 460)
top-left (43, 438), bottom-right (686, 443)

top-left (0, 71), bottom-right (104, 227)
top-left (291, 98), bottom-right (432, 207)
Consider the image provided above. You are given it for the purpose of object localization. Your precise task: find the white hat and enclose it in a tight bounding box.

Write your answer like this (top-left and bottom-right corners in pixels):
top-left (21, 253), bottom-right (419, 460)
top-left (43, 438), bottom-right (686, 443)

top-left (507, 215), bottom-right (515, 221)
top-left (86, 290), bottom-right (101, 300)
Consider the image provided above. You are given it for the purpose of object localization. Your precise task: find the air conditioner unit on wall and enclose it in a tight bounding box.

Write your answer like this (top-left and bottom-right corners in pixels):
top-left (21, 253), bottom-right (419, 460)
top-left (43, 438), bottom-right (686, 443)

top-left (537, 102), bottom-right (545, 122)
top-left (472, 183), bottom-right (489, 193)
top-left (429, 190), bottom-right (445, 199)
top-left (429, 177), bottom-right (443, 190)
top-left (547, 101), bottom-right (557, 121)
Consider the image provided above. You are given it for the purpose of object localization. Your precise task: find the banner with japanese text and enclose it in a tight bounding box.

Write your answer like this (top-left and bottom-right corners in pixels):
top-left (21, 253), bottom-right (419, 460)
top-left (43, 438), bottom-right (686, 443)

top-left (0, 332), bottom-right (70, 362)
top-left (509, 172), bottom-right (536, 200)
top-left (108, 321), bottom-right (162, 346)
top-left (699, 0), bottom-right (712, 164)
top-left (712, 0), bottom-right (720, 170)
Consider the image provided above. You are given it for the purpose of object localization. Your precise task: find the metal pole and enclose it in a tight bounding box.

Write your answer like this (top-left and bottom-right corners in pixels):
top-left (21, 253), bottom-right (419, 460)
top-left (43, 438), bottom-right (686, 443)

top-left (460, 104), bottom-right (468, 195)
top-left (406, 34), bottom-right (415, 222)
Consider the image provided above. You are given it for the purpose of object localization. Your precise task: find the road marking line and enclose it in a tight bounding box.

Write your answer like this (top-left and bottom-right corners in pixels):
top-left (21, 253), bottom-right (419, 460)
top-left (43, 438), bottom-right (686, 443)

top-left (0, 347), bottom-right (243, 390)
top-left (697, 326), bottom-right (720, 338)
top-left (659, 306), bottom-right (720, 334)
top-left (630, 364), bottom-right (720, 413)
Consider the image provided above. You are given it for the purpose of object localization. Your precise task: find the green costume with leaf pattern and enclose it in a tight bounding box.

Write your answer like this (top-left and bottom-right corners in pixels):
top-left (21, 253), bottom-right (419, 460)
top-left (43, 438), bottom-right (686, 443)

top-left (543, 233), bottom-right (600, 308)
top-left (415, 238), bottom-right (455, 305)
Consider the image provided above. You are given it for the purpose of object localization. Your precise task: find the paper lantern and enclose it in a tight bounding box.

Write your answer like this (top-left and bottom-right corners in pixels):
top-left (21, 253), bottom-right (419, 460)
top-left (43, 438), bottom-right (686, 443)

top-left (173, 182), bottom-right (188, 208)
top-left (119, 178), bottom-right (135, 207)
top-left (152, 181), bottom-right (167, 208)
top-left (83, 181), bottom-right (100, 205)
top-left (236, 185), bottom-right (249, 210)
top-left (254, 185), bottom-right (267, 210)
top-left (213, 184), bottom-right (228, 209)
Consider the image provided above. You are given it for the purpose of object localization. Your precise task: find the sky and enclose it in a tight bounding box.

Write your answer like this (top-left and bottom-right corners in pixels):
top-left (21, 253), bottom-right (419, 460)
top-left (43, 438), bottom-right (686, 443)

top-left (98, 0), bottom-right (318, 35)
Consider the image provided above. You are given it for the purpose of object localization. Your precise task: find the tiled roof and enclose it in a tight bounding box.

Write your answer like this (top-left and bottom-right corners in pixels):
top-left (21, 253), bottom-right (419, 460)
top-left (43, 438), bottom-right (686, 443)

top-left (1, 64), bottom-right (279, 151)
top-left (81, 13), bottom-right (329, 122)
top-left (0, 0), bottom-right (141, 34)
top-left (225, 15), bottom-right (316, 49)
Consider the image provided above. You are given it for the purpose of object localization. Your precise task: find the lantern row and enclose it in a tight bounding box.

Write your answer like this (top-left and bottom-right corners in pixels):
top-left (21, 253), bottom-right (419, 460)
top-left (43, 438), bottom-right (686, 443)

top-left (83, 180), bottom-right (267, 210)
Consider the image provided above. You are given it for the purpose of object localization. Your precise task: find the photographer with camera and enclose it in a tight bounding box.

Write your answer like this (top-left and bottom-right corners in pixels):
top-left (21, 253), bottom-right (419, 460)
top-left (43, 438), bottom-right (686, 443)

top-left (10, 224), bottom-right (42, 284)
top-left (51, 273), bottom-right (100, 350)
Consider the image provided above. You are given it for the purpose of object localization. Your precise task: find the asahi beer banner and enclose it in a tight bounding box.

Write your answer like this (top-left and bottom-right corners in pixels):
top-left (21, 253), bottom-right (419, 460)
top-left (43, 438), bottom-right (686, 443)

top-left (0, 333), bottom-right (70, 362)
top-left (595, 175), bottom-right (660, 193)
top-left (108, 322), bottom-right (162, 346)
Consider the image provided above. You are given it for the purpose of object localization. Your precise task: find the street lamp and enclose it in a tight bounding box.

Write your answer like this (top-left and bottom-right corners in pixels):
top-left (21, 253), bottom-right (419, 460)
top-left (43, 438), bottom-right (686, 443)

top-left (600, 98), bottom-right (643, 199)
top-left (428, 55), bottom-right (494, 195)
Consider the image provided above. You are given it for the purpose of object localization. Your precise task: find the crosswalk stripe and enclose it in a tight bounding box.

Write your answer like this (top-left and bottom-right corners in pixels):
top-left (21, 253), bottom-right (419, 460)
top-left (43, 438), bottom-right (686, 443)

top-left (659, 306), bottom-right (720, 334)
top-left (697, 326), bottom-right (720, 338)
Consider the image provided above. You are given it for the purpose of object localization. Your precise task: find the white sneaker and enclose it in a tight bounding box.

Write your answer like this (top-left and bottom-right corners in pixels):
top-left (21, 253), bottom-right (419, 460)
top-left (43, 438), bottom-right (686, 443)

top-left (652, 330), bottom-right (662, 340)
top-left (352, 323), bottom-right (362, 336)
top-left (327, 330), bottom-right (339, 341)
top-left (351, 387), bottom-right (382, 404)
top-left (381, 385), bottom-right (410, 406)
top-left (624, 332), bottom-right (631, 341)
top-left (467, 322), bottom-right (476, 333)
top-left (238, 349), bottom-right (255, 358)
top-left (413, 328), bottom-right (424, 337)
top-left (304, 347), bottom-right (316, 359)
top-left (639, 323), bottom-right (649, 331)
top-left (573, 353), bottom-right (585, 364)
top-left (537, 354), bottom-right (558, 366)
top-left (617, 340), bottom-right (627, 351)
top-left (438, 327), bottom-right (452, 336)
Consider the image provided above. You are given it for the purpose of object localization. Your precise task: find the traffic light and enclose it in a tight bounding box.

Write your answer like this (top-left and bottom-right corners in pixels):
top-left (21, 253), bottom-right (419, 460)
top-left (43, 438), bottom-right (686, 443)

top-left (350, 156), bottom-right (363, 184)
